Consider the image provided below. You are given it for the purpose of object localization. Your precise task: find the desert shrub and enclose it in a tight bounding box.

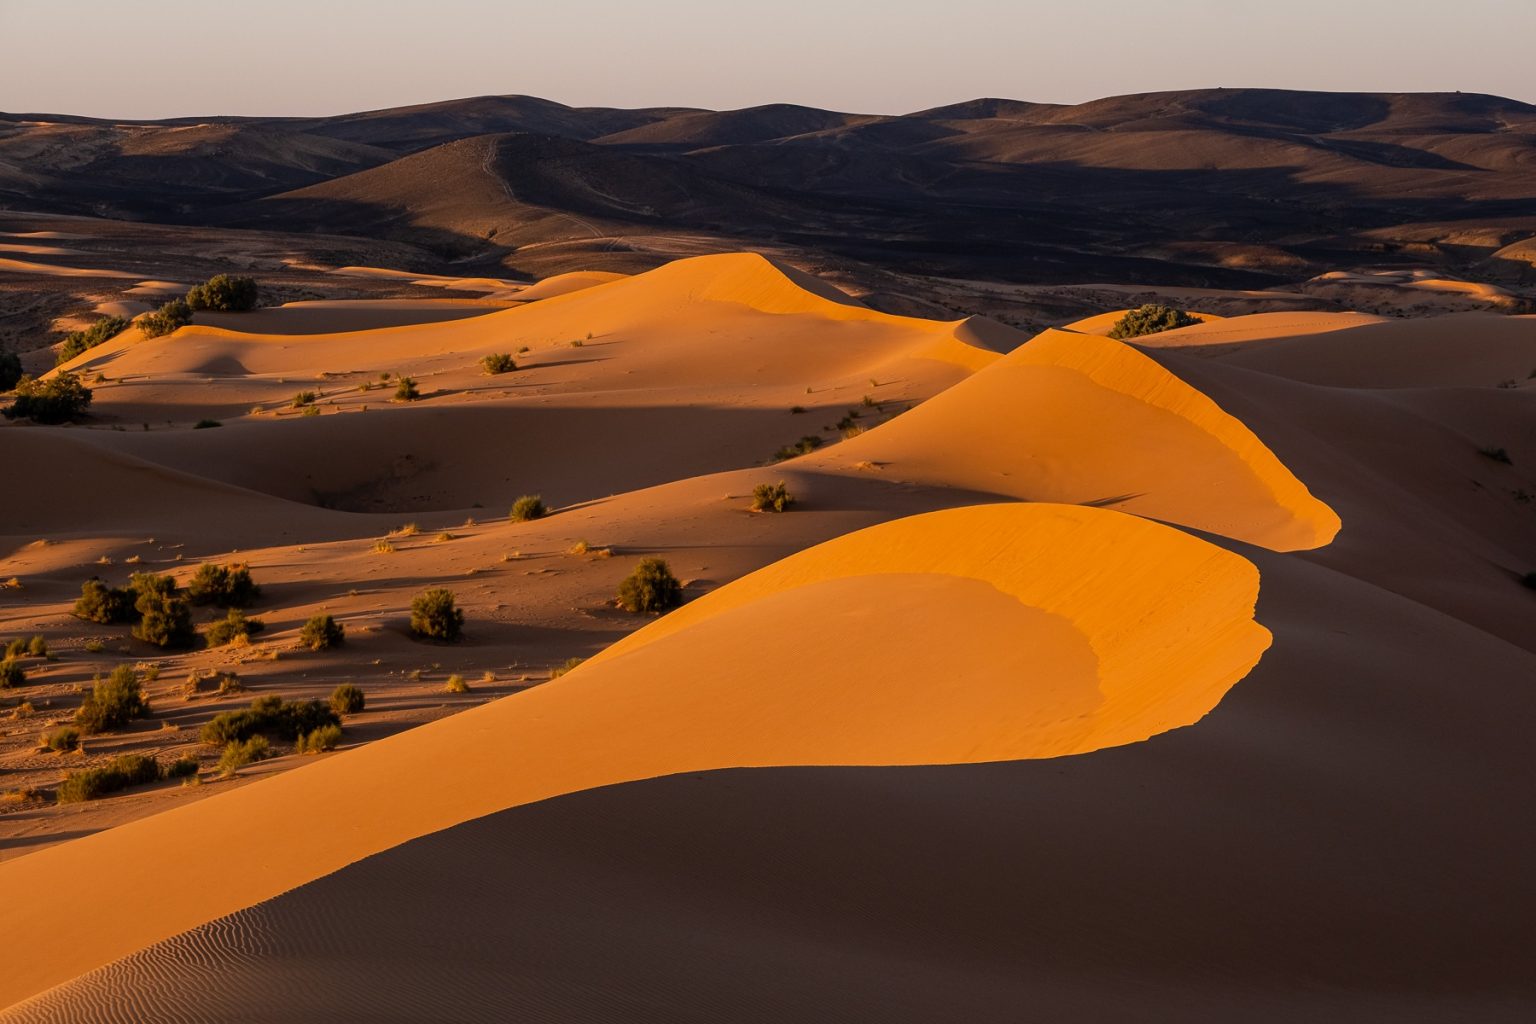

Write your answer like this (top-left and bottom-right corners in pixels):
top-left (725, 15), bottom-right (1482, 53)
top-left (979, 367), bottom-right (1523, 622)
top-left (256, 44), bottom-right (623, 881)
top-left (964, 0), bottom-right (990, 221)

top-left (40, 725), bottom-right (79, 752)
top-left (84, 639), bottom-right (105, 653)
top-left (130, 572), bottom-right (195, 648)
top-left (2, 371), bottom-right (93, 423)
top-left (186, 274), bottom-right (258, 312)
top-left (56, 316), bottom-right (129, 365)
top-left (617, 558), bottom-right (683, 613)
top-left (73, 579), bottom-right (134, 623)
top-left (410, 589), bottom-right (464, 642)
top-left (139, 298), bottom-right (193, 339)
top-left (188, 562), bottom-right (260, 607)
top-left (0, 659), bottom-right (24, 689)
top-left (550, 657), bottom-right (584, 679)
top-left (394, 376), bottom-right (419, 401)
top-left (772, 435), bottom-right (823, 462)
top-left (217, 736), bottom-right (271, 777)
top-left (167, 755), bottom-right (200, 778)
top-left (291, 391), bottom-right (317, 408)
top-left (481, 353), bottom-right (517, 374)
top-left (329, 683), bottom-right (365, 715)
top-left (790, 405), bottom-right (805, 414)
top-left (27, 635), bottom-right (48, 658)
top-left (75, 665), bottom-right (151, 733)
top-left (443, 674), bottom-right (470, 693)
top-left (201, 694), bottom-right (339, 745)
top-left (4, 638), bottom-right (24, 659)
top-left (0, 351), bottom-right (20, 392)
top-left (204, 609), bottom-right (265, 647)
top-left (750, 481), bottom-right (793, 512)
top-left (193, 418), bottom-right (222, 429)
top-left (299, 614), bottom-right (345, 650)
top-left (299, 723), bottom-right (342, 753)
top-left (1479, 446), bottom-right (1513, 465)
top-left (509, 495), bottom-right (547, 522)
top-left (57, 753), bottom-right (162, 803)
top-left (1107, 304), bottom-right (1202, 339)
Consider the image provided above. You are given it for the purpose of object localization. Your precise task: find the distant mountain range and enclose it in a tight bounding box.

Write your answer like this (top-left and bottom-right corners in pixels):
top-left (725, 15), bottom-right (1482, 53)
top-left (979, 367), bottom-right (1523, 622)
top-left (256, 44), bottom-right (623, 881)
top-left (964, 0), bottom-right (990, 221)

top-left (6, 88), bottom-right (1536, 289)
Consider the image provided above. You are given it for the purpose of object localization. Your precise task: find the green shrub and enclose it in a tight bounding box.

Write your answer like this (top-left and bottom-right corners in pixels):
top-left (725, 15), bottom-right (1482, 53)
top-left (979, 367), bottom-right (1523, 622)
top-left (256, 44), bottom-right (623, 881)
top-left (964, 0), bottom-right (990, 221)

top-left (299, 724), bottom-right (342, 753)
top-left (57, 753), bottom-right (162, 803)
top-left (27, 635), bottom-right (47, 658)
top-left (443, 674), bottom-right (470, 694)
top-left (186, 274), bottom-right (258, 312)
top-left (56, 316), bottom-right (129, 365)
top-left (40, 726), bottom-right (79, 752)
top-left (329, 683), bottom-right (365, 716)
top-left (1107, 304), bottom-right (1202, 339)
top-left (4, 638), bottom-right (24, 659)
top-left (139, 298), bottom-right (193, 339)
top-left (481, 353), bottom-right (517, 374)
top-left (410, 588), bottom-right (464, 642)
top-left (73, 579), bottom-right (134, 624)
top-left (75, 665), bottom-right (151, 733)
top-left (291, 390), bottom-right (317, 408)
top-left (0, 659), bottom-right (25, 689)
top-left (204, 609), bottom-right (265, 647)
top-left (617, 558), bottom-right (683, 613)
top-left (771, 435), bottom-right (823, 462)
top-left (2, 371), bottom-right (93, 423)
top-left (509, 494), bottom-right (547, 522)
top-left (750, 481), bottom-right (793, 512)
top-left (167, 755), bottom-right (200, 778)
top-left (188, 562), bottom-right (260, 607)
top-left (550, 656), bottom-right (585, 679)
top-left (299, 614), bottom-right (345, 650)
top-left (130, 572), bottom-right (195, 649)
top-left (394, 376), bottom-right (419, 401)
top-left (0, 351), bottom-right (20, 392)
top-left (217, 736), bottom-right (271, 777)
top-left (201, 694), bottom-right (339, 745)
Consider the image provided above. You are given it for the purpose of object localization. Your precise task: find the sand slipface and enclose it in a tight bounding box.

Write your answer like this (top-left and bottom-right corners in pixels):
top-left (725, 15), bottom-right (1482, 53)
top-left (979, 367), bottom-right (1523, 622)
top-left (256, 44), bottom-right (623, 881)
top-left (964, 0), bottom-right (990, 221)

top-left (826, 328), bottom-right (1341, 552)
top-left (0, 503), bottom-right (1271, 1011)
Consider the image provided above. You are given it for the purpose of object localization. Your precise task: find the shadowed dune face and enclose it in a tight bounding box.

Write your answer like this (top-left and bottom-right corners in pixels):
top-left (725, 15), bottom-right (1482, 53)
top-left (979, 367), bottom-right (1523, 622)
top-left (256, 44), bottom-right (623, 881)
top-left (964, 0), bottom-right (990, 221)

top-left (826, 329), bottom-right (1341, 552)
top-left (0, 504), bottom-right (1270, 1009)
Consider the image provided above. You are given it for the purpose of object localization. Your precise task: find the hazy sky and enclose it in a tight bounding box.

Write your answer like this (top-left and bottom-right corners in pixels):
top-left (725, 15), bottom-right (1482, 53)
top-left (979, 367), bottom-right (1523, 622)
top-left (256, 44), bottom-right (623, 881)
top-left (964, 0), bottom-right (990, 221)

top-left (4, 0), bottom-right (1531, 118)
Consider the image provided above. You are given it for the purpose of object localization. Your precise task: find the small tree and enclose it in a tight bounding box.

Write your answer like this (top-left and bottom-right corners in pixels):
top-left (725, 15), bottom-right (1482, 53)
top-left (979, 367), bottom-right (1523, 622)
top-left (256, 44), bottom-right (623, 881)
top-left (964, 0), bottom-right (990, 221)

top-left (187, 562), bottom-right (260, 607)
top-left (750, 481), bottom-right (793, 512)
top-left (186, 274), bottom-right (259, 312)
top-left (56, 316), bottom-right (128, 365)
top-left (509, 495), bottom-right (547, 522)
top-left (410, 588), bottom-right (464, 642)
top-left (1106, 304), bottom-right (1202, 340)
top-left (75, 666), bottom-right (151, 734)
top-left (138, 298), bottom-right (193, 339)
top-left (329, 683), bottom-right (365, 715)
top-left (617, 558), bottom-right (683, 613)
top-left (299, 614), bottom-right (345, 650)
top-left (2, 371), bottom-right (93, 423)
top-left (130, 571), bottom-right (195, 649)
top-left (73, 579), bottom-right (134, 623)
top-left (0, 351), bottom-right (21, 392)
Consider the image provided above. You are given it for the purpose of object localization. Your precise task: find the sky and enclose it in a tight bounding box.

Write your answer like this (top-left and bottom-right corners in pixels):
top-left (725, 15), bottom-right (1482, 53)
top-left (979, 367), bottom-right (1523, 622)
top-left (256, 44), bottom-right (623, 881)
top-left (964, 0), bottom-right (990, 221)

top-left (3, 0), bottom-right (1531, 118)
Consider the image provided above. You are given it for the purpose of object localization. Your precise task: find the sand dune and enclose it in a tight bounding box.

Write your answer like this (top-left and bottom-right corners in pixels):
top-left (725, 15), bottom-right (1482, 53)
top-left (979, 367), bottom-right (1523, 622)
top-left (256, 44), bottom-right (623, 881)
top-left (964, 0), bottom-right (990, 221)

top-left (510, 269), bottom-right (629, 301)
top-left (0, 503), bottom-right (1272, 1010)
top-left (820, 328), bottom-right (1340, 552)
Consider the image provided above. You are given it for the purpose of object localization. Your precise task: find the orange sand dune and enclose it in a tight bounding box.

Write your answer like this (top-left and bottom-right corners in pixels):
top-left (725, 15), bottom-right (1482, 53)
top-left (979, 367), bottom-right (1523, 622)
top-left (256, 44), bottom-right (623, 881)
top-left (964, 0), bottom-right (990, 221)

top-left (820, 328), bottom-right (1340, 552)
top-left (0, 504), bottom-right (1270, 1009)
top-left (0, 257), bottom-right (136, 278)
top-left (511, 269), bottom-right (629, 301)
top-left (1130, 310), bottom-right (1387, 349)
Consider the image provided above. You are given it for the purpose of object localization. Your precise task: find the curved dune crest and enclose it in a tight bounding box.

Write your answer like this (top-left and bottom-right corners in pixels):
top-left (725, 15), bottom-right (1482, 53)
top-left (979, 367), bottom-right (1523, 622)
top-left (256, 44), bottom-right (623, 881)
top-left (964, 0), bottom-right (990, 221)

top-left (828, 329), bottom-right (1341, 551)
top-left (0, 503), bottom-right (1269, 1010)
top-left (511, 269), bottom-right (629, 302)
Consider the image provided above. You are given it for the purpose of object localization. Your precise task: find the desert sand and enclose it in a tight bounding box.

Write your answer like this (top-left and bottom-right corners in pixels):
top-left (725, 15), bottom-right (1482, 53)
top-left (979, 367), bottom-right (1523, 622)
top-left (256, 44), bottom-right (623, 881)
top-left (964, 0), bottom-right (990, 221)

top-left (1, 246), bottom-right (1533, 1021)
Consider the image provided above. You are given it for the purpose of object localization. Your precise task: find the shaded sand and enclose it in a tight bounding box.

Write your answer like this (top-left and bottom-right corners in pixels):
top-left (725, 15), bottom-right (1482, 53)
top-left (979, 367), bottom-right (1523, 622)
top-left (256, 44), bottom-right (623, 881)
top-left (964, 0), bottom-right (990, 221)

top-left (1128, 310), bottom-right (1387, 348)
top-left (0, 257), bottom-right (136, 278)
top-left (821, 328), bottom-right (1340, 552)
top-left (0, 503), bottom-right (1270, 1009)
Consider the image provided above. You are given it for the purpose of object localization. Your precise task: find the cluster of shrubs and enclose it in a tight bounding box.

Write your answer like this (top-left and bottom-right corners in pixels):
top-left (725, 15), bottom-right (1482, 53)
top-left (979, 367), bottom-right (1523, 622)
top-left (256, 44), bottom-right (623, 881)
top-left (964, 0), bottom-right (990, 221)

top-left (1, 371), bottom-right (93, 423)
top-left (56, 316), bottom-right (128, 365)
top-left (186, 274), bottom-right (259, 312)
top-left (201, 694), bottom-right (339, 746)
top-left (74, 563), bottom-right (266, 650)
top-left (138, 298), bottom-right (193, 339)
top-left (189, 562), bottom-right (260, 607)
top-left (0, 635), bottom-right (49, 689)
top-left (205, 609), bottom-right (264, 647)
top-left (57, 752), bottom-right (195, 804)
top-left (1107, 304), bottom-right (1203, 340)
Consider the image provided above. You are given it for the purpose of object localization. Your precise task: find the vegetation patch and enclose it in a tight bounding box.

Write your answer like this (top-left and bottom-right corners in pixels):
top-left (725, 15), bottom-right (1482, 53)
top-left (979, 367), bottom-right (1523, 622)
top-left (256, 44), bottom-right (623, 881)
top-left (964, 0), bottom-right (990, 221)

top-left (299, 614), bottom-right (345, 650)
top-left (617, 558), bottom-right (684, 614)
top-left (139, 298), bottom-right (193, 339)
top-left (2, 371), bottom-right (93, 423)
top-left (56, 316), bottom-right (129, 365)
top-left (410, 589), bottom-right (464, 642)
top-left (75, 665), bottom-right (151, 733)
top-left (1107, 304), bottom-right (1202, 339)
top-left (188, 562), bottom-right (260, 607)
top-left (510, 494), bottom-right (548, 522)
top-left (201, 694), bottom-right (340, 745)
top-left (186, 274), bottom-right (258, 312)
top-left (482, 353), bottom-right (517, 374)
top-left (57, 754), bottom-right (163, 803)
top-left (750, 481), bottom-right (794, 512)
